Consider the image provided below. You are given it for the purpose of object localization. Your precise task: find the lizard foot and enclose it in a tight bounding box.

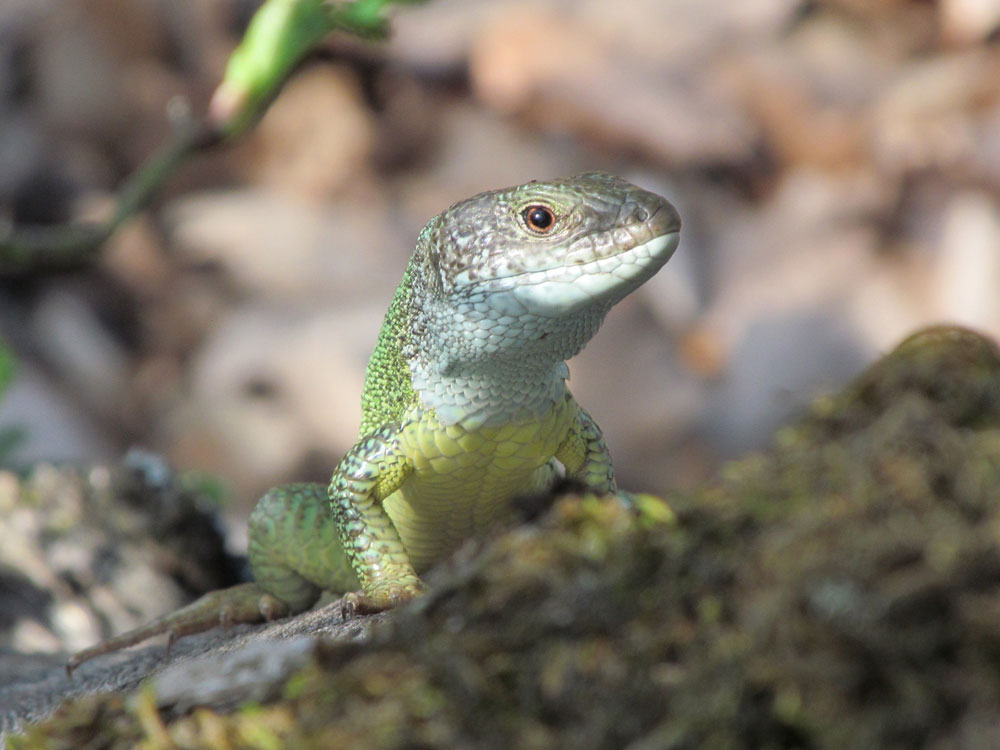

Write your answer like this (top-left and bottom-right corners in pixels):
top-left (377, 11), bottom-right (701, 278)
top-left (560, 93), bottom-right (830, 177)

top-left (341, 580), bottom-right (426, 619)
top-left (66, 582), bottom-right (290, 677)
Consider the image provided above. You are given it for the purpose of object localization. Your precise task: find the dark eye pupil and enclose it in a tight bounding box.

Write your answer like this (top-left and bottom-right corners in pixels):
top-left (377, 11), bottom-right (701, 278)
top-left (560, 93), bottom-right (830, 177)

top-left (525, 206), bottom-right (555, 231)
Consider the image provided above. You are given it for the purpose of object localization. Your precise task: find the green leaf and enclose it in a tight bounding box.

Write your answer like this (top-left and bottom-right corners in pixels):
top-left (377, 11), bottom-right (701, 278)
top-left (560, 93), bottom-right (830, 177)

top-left (0, 341), bottom-right (15, 398)
top-left (212, 0), bottom-right (427, 137)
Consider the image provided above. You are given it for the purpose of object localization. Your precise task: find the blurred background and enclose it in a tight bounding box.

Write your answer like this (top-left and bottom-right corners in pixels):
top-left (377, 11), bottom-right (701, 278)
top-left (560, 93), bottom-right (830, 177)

top-left (1, 0), bottom-right (999, 519)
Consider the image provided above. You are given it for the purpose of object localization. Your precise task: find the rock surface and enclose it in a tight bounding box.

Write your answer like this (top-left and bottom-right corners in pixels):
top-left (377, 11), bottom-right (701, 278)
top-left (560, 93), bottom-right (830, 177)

top-left (6, 325), bottom-right (1000, 747)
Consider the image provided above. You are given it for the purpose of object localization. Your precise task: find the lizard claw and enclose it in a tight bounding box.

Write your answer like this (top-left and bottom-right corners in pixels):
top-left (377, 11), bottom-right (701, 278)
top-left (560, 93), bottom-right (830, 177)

top-left (341, 580), bottom-right (425, 620)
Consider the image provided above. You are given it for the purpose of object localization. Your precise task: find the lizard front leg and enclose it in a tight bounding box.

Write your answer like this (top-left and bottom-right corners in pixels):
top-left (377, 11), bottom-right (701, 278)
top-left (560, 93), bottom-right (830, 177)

top-left (329, 424), bottom-right (424, 616)
top-left (555, 404), bottom-right (617, 494)
top-left (556, 405), bottom-right (654, 510)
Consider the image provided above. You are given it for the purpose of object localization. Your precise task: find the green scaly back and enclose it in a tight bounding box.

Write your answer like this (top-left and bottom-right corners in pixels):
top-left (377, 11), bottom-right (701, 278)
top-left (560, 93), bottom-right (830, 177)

top-left (359, 259), bottom-right (419, 436)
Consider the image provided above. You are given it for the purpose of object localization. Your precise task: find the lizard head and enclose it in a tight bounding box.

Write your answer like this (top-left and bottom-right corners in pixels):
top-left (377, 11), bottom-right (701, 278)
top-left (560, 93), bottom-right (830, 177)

top-left (425, 171), bottom-right (680, 314)
top-left (412, 171), bottom-right (680, 365)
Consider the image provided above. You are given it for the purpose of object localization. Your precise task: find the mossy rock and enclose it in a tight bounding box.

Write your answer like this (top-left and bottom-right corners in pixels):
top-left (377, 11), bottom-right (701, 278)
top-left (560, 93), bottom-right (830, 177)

top-left (12, 325), bottom-right (1000, 749)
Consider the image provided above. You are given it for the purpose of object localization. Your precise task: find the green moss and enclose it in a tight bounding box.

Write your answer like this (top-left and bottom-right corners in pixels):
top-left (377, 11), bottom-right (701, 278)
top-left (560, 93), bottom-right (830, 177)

top-left (16, 325), bottom-right (1000, 748)
top-left (9, 694), bottom-right (141, 750)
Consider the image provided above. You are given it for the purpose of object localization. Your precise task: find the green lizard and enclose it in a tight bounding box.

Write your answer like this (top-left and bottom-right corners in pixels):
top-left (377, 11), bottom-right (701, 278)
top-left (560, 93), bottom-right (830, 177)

top-left (67, 172), bottom-right (681, 673)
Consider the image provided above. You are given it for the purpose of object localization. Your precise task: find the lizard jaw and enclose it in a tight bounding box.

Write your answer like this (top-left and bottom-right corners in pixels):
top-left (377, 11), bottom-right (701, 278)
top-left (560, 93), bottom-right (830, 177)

top-left (491, 229), bottom-right (680, 318)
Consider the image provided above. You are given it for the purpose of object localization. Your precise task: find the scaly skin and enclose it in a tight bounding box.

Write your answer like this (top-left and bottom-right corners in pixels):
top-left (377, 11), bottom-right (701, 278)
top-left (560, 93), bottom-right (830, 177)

top-left (67, 172), bottom-right (681, 673)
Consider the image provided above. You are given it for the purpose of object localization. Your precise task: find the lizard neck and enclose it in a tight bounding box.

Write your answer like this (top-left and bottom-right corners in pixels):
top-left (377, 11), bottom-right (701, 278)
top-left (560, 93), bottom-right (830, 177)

top-left (407, 349), bottom-right (571, 428)
top-left (396, 242), bottom-right (611, 429)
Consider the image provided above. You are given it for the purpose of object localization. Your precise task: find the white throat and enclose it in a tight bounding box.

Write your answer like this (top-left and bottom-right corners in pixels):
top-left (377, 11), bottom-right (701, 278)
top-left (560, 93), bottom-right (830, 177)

top-left (409, 356), bottom-right (570, 428)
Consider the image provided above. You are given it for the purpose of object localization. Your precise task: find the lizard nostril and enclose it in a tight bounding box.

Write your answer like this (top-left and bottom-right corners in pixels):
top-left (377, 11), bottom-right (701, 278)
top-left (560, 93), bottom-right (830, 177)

top-left (632, 207), bottom-right (649, 223)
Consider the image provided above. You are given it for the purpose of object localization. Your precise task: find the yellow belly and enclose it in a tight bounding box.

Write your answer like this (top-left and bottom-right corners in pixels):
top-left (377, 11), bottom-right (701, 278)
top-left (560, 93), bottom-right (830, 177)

top-left (383, 394), bottom-right (577, 571)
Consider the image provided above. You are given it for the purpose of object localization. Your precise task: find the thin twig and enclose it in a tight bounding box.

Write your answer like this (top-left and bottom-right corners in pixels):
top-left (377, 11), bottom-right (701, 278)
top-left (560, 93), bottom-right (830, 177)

top-left (0, 114), bottom-right (217, 274)
top-left (0, 0), bottom-right (425, 274)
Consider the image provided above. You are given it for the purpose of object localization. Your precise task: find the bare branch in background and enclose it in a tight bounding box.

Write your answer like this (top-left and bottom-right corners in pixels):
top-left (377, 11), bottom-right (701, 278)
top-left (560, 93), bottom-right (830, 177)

top-left (0, 0), bottom-right (426, 274)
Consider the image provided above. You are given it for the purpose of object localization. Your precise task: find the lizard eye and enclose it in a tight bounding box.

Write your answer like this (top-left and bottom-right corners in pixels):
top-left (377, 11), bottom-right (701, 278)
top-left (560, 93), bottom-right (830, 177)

top-left (522, 205), bottom-right (556, 233)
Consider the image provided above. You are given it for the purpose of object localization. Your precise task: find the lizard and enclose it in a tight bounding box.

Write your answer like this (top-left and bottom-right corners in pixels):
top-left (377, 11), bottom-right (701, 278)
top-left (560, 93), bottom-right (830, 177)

top-left (66, 171), bottom-right (681, 674)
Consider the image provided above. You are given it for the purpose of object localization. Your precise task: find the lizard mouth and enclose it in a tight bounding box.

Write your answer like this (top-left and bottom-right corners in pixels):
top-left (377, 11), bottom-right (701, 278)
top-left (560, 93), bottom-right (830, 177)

top-left (499, 229), bottom-right (681, 317)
